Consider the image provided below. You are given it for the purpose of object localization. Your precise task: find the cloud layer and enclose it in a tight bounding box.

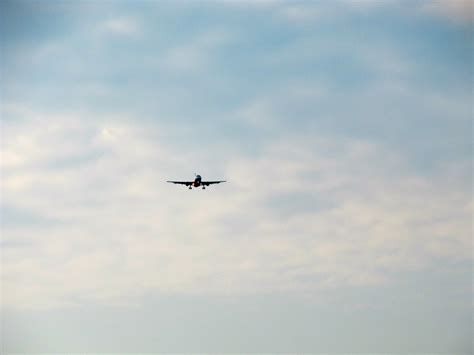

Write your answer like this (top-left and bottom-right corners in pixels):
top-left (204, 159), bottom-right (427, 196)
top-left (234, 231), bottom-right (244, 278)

top-left (2, 111), bottom-right (470, 309)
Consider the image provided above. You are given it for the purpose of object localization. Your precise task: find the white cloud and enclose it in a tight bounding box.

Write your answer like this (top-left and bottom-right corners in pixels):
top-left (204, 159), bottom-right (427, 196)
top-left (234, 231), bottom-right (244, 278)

top-left (2, 110), bottom-right (470, 310)
top-left (97, 17), bottom-right (142, 37)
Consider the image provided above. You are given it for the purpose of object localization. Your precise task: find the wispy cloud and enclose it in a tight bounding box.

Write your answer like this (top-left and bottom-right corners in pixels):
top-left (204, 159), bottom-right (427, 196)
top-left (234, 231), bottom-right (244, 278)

top-left (97, 17), bottom-right (143, 37)
top-left (276, 4), bottom-right (322, 22)
top-left (419, 0), bottom-right (473, 24)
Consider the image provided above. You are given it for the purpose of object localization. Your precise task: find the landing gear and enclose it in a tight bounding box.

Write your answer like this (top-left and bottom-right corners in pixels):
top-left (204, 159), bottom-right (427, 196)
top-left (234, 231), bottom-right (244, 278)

top-left (188, 186), bottom-right (192, 190)
top-left (202, 186), bottom-right (206, 190)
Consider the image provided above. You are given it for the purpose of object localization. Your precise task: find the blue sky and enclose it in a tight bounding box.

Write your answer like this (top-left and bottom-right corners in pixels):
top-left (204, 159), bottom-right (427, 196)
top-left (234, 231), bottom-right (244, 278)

top-left (1, 0), bottom-right (472, 353)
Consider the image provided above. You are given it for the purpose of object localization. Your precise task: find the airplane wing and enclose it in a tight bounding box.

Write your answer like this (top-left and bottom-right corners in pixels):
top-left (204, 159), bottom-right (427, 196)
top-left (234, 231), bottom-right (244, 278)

top-left (202, 180), bottom-right (226, 186)
top-left (167, 181), bottom-right (193, 186)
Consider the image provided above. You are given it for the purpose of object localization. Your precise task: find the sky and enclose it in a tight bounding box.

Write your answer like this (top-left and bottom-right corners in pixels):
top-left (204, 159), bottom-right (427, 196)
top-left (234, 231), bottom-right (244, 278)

top-left (0, 0), bottom-right (472, 353)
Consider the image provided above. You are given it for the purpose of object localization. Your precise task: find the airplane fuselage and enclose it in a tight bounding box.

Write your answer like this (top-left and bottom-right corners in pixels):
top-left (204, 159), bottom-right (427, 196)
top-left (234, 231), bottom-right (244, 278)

top-left (193, 175), bottom-right (202, 187)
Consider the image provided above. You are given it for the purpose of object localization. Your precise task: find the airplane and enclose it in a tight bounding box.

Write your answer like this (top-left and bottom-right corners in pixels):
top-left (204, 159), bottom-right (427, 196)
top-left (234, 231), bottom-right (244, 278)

top-left (167, 174), bottom-right (226, 190)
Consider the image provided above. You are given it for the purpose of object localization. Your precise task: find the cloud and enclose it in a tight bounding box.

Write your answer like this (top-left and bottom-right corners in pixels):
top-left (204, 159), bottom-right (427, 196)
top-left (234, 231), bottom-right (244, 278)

top-left (341, 0), bottom-right (396, 8)
top-left (2, 109), bottom-right (470, 310)
top-left (1, 1), bottom-right (471, 312)
top-left (97, 17), bottom-right (142, 37)
top-left (276, 4), bottom-right (322, 22)
top-left (273, 1), bottom-right (473, 26)
top-left (419, 0), bottom-right (473, 24)
top-left (274, 0), bottom-right (396, 24)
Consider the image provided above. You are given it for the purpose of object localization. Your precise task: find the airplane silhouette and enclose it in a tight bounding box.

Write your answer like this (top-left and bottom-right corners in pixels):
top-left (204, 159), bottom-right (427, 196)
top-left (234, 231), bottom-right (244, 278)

top-left (167, 174), bottom-right (226, 190)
